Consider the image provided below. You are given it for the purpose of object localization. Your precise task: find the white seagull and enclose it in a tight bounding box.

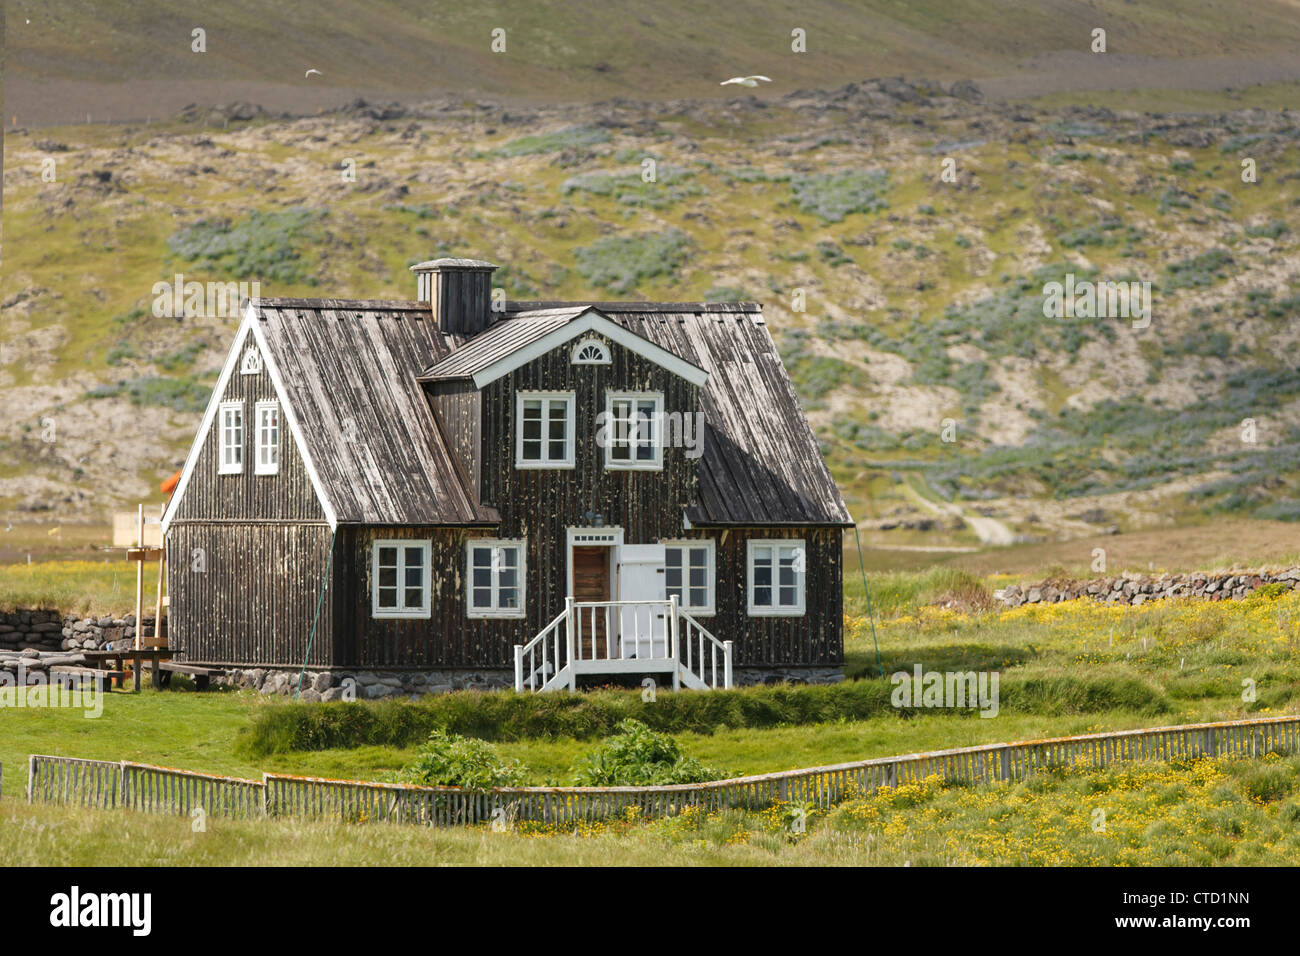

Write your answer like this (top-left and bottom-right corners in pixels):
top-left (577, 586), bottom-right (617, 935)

top-left (720, 75), bottom-right (771, 88)
top-left (305, 69), bottom-right (322, 78)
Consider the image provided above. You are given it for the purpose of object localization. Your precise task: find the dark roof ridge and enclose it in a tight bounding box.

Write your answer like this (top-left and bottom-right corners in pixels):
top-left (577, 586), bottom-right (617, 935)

top-left (505, 300), bottom-right (762, 313)
top-left (249, 298), bottom-right (762, 316)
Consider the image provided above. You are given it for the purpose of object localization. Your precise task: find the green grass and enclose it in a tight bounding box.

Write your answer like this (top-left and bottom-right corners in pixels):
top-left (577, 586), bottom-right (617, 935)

top-left (5, 751), bottom-right (1299, 865)
top-left (6, 572), bottom-right (1299, 797)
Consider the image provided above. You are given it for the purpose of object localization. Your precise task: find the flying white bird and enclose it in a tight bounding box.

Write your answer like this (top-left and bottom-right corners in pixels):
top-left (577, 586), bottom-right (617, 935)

top-left (305, 69), bottom-right (322, 78)
top-left (720, 75), bottom-right (771, 88)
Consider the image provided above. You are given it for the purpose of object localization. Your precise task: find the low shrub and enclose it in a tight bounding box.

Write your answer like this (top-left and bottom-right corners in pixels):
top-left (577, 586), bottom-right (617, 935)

top-left (570, 719), bottom-right (725, 785)
top-left (384, 730), bottom-right (529, 789)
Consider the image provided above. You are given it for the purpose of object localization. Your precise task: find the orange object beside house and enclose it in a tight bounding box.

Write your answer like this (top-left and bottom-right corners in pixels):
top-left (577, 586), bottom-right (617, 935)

top-left (161, 469), bottom-right (182, 495)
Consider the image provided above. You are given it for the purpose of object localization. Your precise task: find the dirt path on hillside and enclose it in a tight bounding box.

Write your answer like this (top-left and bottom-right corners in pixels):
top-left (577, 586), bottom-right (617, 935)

top-left (904, 484), bottom-right (1016, 547)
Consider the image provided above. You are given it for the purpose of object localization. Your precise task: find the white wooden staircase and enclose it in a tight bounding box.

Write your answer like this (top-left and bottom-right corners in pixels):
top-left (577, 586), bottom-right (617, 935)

top-left (514, 596), bottom-right (733, 692)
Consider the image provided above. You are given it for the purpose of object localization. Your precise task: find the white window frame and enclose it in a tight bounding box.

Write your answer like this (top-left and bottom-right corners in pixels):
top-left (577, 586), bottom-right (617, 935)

top-left (662, 539), bottom-right (716, 615)
top-left (747, 539), bottom-right (806, 616)
top-left (240, 346), bottom-right (263, 375)
top-left (254, 400), bottom-right (280, 475)
top-left (466, 538), bottom-right (527, 619)
top-left (571, 337), bottom-right (611, 365)
top-left (515, 391), bottom-right (576, 469)
top-left (604, 390), bottom-right (664, 471)
top-left (371, 539), bottom-right (432, 619)
top-left (218, 401), bottom-right (244, 475)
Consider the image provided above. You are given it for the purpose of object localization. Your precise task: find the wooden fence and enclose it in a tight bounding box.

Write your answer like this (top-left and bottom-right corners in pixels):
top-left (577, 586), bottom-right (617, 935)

top-left (22, 714), bottom-right (1300, 827)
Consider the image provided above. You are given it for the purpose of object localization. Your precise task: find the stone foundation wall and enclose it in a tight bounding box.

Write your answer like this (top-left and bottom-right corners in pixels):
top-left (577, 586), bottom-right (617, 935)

top-left (214, 664), bottom-right (845, 698)
top-left (213, 666), bottom-right (515, 700)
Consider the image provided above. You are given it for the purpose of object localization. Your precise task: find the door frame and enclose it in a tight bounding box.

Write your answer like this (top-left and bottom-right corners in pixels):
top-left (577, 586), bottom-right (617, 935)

top-left (565, 526), bottom-right (624, 601)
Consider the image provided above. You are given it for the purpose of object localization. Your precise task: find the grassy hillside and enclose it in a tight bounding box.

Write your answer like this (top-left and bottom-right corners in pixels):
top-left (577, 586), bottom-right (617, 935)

top-left (2, 79), bottom-right (1299, 543)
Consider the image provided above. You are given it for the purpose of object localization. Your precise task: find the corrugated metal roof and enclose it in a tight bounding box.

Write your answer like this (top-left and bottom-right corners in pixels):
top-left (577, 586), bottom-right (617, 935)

top-left (419, 308), bottom-right (587, 380)
top-left (249, 296), bottom-right (851, 527)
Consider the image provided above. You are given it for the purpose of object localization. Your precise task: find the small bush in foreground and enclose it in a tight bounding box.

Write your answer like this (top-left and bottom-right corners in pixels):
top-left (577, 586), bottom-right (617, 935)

top-left (384, 730), bottom-right (528, 790)
top-left (571, 719), bottom-right (725, 786)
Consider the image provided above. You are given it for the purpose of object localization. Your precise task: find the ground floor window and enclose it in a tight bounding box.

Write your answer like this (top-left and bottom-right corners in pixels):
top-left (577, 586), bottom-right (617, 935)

top-left (747, 539), bottom-right (806, 616)
top-left (663, 540), bottom-right (715, 614)
top-left (372, 540), bottom-right (431, 618)
top-left (467, 539), bottom-right (526, 618)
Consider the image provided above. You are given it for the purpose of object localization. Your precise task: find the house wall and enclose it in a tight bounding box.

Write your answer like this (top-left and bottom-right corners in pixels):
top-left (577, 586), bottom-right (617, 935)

top-left (167, 522), bottom-right (335, 667)
top-left (168, 335), bottom-right (334, 666)
top-left (334, 525), bottom-right (529, 669)
top-left (171, 337), bottom-right (326, 523)
top-left (332, 333), bottom-right (842, 673)
top-left (428, 381), bottom-right (481, 497)
top-left (479, 332), bottom-right (700, 541)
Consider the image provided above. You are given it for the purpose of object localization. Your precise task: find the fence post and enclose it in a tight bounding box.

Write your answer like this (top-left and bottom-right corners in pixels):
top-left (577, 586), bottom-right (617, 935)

top-left (513, 645), bottom-right (523, 693)
top-left (119, 761), bottom-right (128, 809)
top-left (999, 746), bottom-right (1011, 782)
top-left (27, 756), bottom-right (35, 805)
top-left (724, 641), bottom-right (734, 690)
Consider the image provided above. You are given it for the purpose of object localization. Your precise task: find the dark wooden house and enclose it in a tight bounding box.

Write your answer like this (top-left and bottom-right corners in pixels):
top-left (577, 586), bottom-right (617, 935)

top-left (162, 258), bottom-right (853, 698)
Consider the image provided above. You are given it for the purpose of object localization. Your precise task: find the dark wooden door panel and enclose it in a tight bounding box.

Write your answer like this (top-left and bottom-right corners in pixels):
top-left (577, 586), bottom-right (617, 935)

top-left (572, 546), bottom-right (610, 657)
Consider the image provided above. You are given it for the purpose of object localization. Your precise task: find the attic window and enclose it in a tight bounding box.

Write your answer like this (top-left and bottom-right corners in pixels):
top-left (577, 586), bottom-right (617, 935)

top-left (240, 347), bottom-right (263, 375)
top-left (254, 401), bottom-right (280, 475)
top-left (571, 339), bottom-right (610, 366)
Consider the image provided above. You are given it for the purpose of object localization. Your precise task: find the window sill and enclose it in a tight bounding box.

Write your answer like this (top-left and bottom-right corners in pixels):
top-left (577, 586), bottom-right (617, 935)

top-left (373, 611), bottom-right (432, 620)
top-left (746, 607), bottom-right (806, 617)
top-left (467, 611), bottom-right (527, 620)
top-left (604, 462), bottom-right (664, 472)
top-left (515, 462), bottom-right (575, 470)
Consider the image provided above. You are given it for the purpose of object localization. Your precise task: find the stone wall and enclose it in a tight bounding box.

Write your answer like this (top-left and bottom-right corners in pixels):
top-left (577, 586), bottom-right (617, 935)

top-left (213, 666), bottom-right (516, 700)
top-left (0, 607), bottom-right (160, 654)
top-left (995, 568), bottom-right (1300, 608)
top-left (0, 608), bottom-right (163, 684)
top-left (213, 664), bottom-right (845, 699)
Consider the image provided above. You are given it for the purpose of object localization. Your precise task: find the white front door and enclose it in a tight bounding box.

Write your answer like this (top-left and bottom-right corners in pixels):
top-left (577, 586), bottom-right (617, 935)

top-left (617, 544), bottom-right (667, 658)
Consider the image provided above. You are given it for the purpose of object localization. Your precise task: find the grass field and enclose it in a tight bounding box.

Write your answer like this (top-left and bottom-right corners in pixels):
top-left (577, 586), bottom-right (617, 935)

top-left (5, 569), bottom-right (1298, 793)
top-left (4, 559), bottom-right (1298, 863)
top-left (4, 752), bottom-right (1298, 865)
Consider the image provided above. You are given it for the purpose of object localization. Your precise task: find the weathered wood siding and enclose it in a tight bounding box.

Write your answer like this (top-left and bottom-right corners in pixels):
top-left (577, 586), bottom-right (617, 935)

top-left (334, 333), bottom-right (841, 671)
top-left (171, 336), bottom-right (325, 522)
top-left (334, 526), bottom-right (531, 668)
top-left (479, 332), bottom-right (700, 541)
top-left (167, 523), bottom-right (334, 667)
top-left (707, 526), bottom-right (843, 667)
top-left (428, 381), bottom-right (481, 498)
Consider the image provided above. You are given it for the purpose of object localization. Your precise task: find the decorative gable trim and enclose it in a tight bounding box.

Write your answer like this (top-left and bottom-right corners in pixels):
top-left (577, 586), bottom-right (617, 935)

top-left (470, 309), bottom-right (708, 389)
top-left (162, 305), bottom-right (338, 533)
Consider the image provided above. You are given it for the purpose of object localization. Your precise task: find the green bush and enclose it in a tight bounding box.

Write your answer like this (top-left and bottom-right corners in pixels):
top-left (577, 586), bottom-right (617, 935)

top-left (789, 169), bottom-right (889, 222)
top-left (237, 671), bottom-right (1169, 757)
top-left (384, 729), bottom-right (529, 790)
top-left (168, 207), bottom-right (322, 283)
top-left (1239, 763), bottom-right (1297, 804)
top-left (573, 229), bottom-right (693, 294)
top-left (85, 376), bottom-right (209, 413)
top-left (495, 124), bottom-right (610, 157)
top-left (570, 719), bottom-right (725, 786)
top-left (1164, 248), bottom-right (1234, 290)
